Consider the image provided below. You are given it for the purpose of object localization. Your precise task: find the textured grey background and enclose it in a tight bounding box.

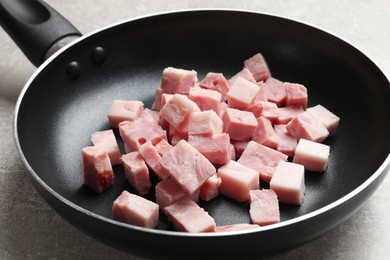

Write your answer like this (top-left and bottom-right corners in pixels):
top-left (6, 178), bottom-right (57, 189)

top-left (1, 1), bottom-right (389, 259)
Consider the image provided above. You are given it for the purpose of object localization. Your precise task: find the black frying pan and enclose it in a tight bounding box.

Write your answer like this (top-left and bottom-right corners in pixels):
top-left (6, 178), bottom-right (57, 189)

top-left (1, 0), bottom-right (389, 258)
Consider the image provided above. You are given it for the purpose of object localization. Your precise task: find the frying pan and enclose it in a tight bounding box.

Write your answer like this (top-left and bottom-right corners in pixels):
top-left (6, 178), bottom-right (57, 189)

top-left (1, 0), bottom-right (389, 257)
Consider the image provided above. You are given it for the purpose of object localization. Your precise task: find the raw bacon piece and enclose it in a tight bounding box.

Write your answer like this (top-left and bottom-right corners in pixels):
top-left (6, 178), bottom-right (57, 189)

top-left (188, 110), bottom-right (223, 137)
top-left (188, 133), bottom-right (231, 165)
top-left (222, 108), bottom-right (258, 141)
top-left (274, 124), bottom-right (298, 157)
top-left (140, 108), bottom-right (160, 123)
top-left (154, 139), bottom-right (173, 156)
top-left (286, 111), bottom-right (329, 142)
top-left (199, 72), bottom-right (230, 102)
top-left (252, 116), bottom-right (279, 149)
top-left (160, 140), bottom-right (216, 195)
top-left (249, 189), bottom-right (280, 226)
top-left (284, 82), bottom-right (308, 108)
top-left (121, 152), bottom-right (151, 195)
top-left (107, 100), bottom-right (144, 128)
top-left (215, 223), bottom-right (260, 232)
top-left (217, 160), bottom-right (259, 202)
top-left (164, 198), bottom-right (216, 232)
top-left (228, 68), bottom-right (256, 86)
top-left (244, 53), bottom-right (271, 82)
top-left (255, 81), bottom-right (268, 102)
top-left (160, 67), bottom-right (197, 94)
top-left (259, 101), bottom-right (280, 122)
top-left (231, 140), bottom-right (249, 159)
top-left (274, 106), bottom-right (305, 124)
top-left (189, 87), bottom-right (222, 114)
top-left (155, 178), bottom-right (188, 210)
top-left (227, 77), bottom-right (260, 110)
top-left (292, 138), bottom-right (330, 172)
top-left (199, 174), bottom-right (222, 201)
top-left (138, 142), bottom-right (169, 180)
top-left (307, 104), bottom-right (340, 135)
top-left (91, 129), bottom-right (121, 165)
top-left (237, 141), bottom-right (288, 182)
top-left (263, 77), bottom-right (286, 106)
top-left (81, 146), bottom-right (114, 193)
top-left (270, 161), bottom-right (305, 205)
top-left (112, 190), bottom-right (159, 228)
top-left (219, 101), bottom-right (228, 118)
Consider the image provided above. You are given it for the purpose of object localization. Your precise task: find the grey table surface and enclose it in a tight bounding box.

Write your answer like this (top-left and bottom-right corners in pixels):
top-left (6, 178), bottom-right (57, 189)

top-left (1, 0), bottom-right (389, 259)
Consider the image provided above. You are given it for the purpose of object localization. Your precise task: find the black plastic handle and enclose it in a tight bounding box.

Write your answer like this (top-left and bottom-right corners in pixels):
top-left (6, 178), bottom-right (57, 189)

top-left (0, 0), bottom-right (81, 67)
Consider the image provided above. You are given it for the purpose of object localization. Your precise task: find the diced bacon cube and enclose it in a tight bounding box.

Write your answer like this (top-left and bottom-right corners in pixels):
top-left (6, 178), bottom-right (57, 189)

top-left (307, 104), bottom-right (340, 135)
top-left (228, 68), bottom-right (256, 86)
top-left (154, 139), bottom-right (173, 156)
top-left (160, 67), bottom-right (197, 94)
top-left (244, 53), bottom-right (271, 82)
top-left (230, 143), bottom-right (236, 160)
top-left (161, 93), bottom-right (175, 108)
top-left (292, 138), bottom-right (330, 172)
top-left (119, 118), bottom-right (167, 153)
top-left (91, 130), bottom-right (121, 165)
top-left (151, 87), bottom-right (163, 110)
top-left (231, 140), bottom-right (249, 159)
top-left (188, 110), bottom-right (223, 137)
top-left (215, 223), bottom-right (260, 232)
top-left (222, 108), bottom-right (258, 141)
top-left (284, 82), bottom-right (308, 108)
top-left (217, 160), bottom-right (259, 202)
top-left (259, 101), bottom-right (280, 122)
top-left (286, 111), bottom-right (329, 142)
top-left (121, 152), bottom-right (151, 195)
top-left (160, 140), bottom-right (216, 195)
top-left (237, 141), bottom-right (288, 182)
top-left (219, 101), bottom-right (228, 118)
top-left (199, 72), bottom-right (230, 102)
top-left (227, 77), bottom-right (259, 110)
top-left (270, 161), bottom-right (305, 205)
top-left (81, 146), bottom-right (114, 193)
top-left (188, 133), bottom-right (231, 165)
top-left (252, 116), bottom-right (279, 149)
top-left (107, 100), bottom-right (144, 128)
top-left (249, 189), bottom-right (280, 226)
top-left (138, 142), bottom-right (169, 180)
top-left (189, 87), bottom-right (222, 114)
top-left (199, 174), bottom-right (222, 201)
top-left (274, 124), bottom-right (298, 157)
top-left (246, 101), bottom-right (264, 118)
top-left (263, 77), bottom-right (286, 107)
top-left (140, 108), bottom-right (160, 123)
top-left (274, 106), bottom-right (305, 124)
top-left (112, 190), bottom-right (159, 228)
top-left (164, 198), bottom-right (216, 232)
top-left (159, 94), bottom-right (201, 129)
top-left (155, 178), bottom-right (188, 210)
top-left (255, 81), bottom-right (268, 102)
top-left (168, 123), bottom-right (188, 146)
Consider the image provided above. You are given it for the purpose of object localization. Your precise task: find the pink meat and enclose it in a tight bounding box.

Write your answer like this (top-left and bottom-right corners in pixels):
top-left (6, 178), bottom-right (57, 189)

top-left (270, 161), bottom-right (305, 205)
top-left (274, 124), bottom-right (298, 157)
top-left (189, 87), bottom-right (222, 114)
top-left (274, 106), bottom-right (305, 124)
top-left (199, 72), bottom-right (230, 102)
top-left (121, 152), bottom-right (151, 195)
top-left (159, 94), bottom-right (201, 129)
top-left (199, 174), bottom-right (222, 202)
top-left (155, 178), bottom-right (188, 210)
top-left (154, 139), bottom-right (173, 156)
top-left (160, 93), bottom-right (174, 109)
top-left (81, 147), bottom-right (114, 193)
top-left (249, 189), bottom-right (280, 226)
top-left (285, 111), bottom-right (329, 142)
top-left (119, 118), bottom-right (167, 153)
top-left (259, 101), bottom-right (280, 122)
top-left (222, 107), bottom-right (258, 141)
top-left (160, 140), bottom-right (216, 195)
top-left (292, 138), bottom-right (330, 172)
top-left (252, 116), bottom-right (279, 149)
top-left (284, 82), bottom-right (308, 108)
top-left (244, 53), bottom-right (271, 82)
top-left (168, 124), bottom-right (188, 146)
top-left (217, 160), bottom-right (259, 202)
top-left (215, 223), bottom-right (260, 232)
top-left (188, 133), bottom-right (232, 165)
top-left (188, 110), bottom-right (223, 137)
top-left (91, 129), bottom-right (121, 165)
top-left (107, 100), bottom-right (144, 128)
top-left (112, 190), bottom-right (159, 228)
top-left (263, 77), bottom-right (286, 106)
top-left (140, 108), bottom-right (160, 123)
top-left (307, 104), bottom-right (340, 135)
top-left (219, 101), bottom-right (228, 118)
top-left (227, 77), bottom-right (260, 110)
top-left (160, 67), bottom-right (197, 94)
top-left (228, 68), bottom-right (256, 86)
top-left (138, 142), bottom-right (169, 180)
top-left (151, 87), bottom-right (163, 110)
top-left (231, 140), bottom-right (249, 159)
top-left (164, 198), bottom-right (216, 232)
top-left (255, 81), bottom-right (268, 102)
top-left (237, 141), bottom-right (288, 182)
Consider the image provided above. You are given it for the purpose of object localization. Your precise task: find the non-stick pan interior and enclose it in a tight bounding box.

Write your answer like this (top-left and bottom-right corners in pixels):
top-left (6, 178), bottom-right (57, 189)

top-left (16, 10), bottom-right (390, 233)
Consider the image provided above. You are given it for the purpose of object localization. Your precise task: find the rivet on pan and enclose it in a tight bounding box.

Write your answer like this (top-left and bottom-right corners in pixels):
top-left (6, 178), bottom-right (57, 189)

top-left (66, 61), bottom-right (82, 79)
top-left (91, 46), bottom-right (107, 64)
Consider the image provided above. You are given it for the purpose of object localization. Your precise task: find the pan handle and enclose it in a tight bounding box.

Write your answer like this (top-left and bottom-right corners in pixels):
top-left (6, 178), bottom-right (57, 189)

top-left (0, 0), bottom-right (81, 67)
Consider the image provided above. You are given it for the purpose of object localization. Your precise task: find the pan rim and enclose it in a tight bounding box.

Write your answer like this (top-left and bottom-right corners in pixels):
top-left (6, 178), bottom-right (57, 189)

top-left (13, 8), bottom-right (390, 238)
